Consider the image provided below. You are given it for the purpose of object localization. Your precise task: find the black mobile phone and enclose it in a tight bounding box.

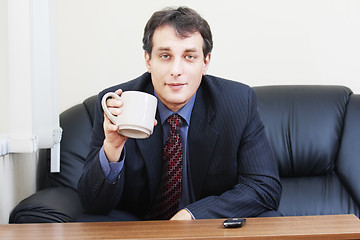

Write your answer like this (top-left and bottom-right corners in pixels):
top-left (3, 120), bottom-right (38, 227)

top-left (222, 218), bottom-right (246, 228)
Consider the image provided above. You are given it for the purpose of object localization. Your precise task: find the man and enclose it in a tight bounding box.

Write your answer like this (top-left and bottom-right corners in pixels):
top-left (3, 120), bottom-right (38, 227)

top-left (78, 6), bottom-right (281, 221)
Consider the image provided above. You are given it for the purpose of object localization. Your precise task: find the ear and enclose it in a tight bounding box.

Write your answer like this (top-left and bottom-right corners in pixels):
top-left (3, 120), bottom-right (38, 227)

top-left (202, 53), bottom-right (211, 76)
top-left (144, 51), bottom-right (151, 73)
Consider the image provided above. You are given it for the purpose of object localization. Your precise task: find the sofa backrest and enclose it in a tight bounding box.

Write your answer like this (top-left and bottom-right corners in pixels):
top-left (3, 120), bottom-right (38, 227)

top-left (46, 95), bottom-right (97, 191)
top-left (335, 94), bottom-right (360, 213)
top-left (254, 85), bottom-right (351, 177)
top-left (47, 86), bottom-right (360, 217)
top-left (254, 85), bottom-right (359, 217)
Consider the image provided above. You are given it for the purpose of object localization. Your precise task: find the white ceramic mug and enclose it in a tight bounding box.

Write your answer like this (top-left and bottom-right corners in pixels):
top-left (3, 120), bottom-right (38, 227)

top-left (101, 91), bottom-right (157, 139)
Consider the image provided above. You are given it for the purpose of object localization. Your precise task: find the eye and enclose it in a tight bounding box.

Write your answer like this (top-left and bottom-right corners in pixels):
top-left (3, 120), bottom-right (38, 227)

top-left (185, 55), bottom-right (195, 60)
top-left (160, 54), bottom-right (170, 60)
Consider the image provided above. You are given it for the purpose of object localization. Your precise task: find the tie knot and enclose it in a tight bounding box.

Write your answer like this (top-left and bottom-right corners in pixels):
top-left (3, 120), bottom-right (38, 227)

top-left (167, 113), bottom-right (183, 131)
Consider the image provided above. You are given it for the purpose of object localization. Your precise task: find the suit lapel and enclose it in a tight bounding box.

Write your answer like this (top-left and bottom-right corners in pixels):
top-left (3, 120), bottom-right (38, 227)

top-left (136, 112), bottom-right (163, 200)
top-left (188, 86), bottom-right (219, 200)
top-left (134, 81), bottom-right (164, 201)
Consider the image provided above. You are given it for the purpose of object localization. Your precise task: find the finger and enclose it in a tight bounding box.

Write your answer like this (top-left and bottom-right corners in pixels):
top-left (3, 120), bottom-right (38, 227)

top-left (106, 123), bottom-right (119, 133)
top-left (106, 98), bottom-right (123, 108)
top-left (108, 106), bottom-right (123, 116)
top-left (115, 88), bottom-right (123, 96)
top-left (106, 98), bottom-right (123, 117)
top-left (103, 113), bottom-right (118, 132)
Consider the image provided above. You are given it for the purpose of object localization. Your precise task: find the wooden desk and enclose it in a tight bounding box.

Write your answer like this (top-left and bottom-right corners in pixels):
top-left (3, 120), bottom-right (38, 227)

top-left (1, 214), bottom-right (360, 239)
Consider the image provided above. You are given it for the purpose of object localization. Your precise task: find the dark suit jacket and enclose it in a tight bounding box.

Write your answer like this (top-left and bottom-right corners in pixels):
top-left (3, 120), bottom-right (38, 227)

top-left (78, 72), bottom-right (282, 219)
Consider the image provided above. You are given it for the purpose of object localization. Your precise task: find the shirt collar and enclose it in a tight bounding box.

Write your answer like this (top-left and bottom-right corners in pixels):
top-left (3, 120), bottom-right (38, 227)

top-left (155, 92), bottom-right (196, 126)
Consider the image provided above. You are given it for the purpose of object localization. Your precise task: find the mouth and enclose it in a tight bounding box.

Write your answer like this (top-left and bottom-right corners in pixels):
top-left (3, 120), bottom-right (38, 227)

top-left (166, 83), bottom-right (186, 90)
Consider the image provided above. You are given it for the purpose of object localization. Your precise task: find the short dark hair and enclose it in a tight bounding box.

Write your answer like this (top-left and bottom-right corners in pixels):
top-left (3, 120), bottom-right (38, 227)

top-left (142, 7), bottom-right (213, 57)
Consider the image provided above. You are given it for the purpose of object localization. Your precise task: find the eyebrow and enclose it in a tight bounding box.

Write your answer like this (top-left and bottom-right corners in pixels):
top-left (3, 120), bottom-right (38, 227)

top-left (156, 47), bottom-right (198, 53)
top-left (156, 47), bottom-right (170, 52)
top-left (184, 48), bottom-right (198, 53)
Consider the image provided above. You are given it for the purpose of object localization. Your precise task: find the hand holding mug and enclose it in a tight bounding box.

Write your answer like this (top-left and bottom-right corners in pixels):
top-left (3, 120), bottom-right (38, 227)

top-left (101, 90), bottom-right (157, 139)
top-left (102, 89), bottom-right (127, 162)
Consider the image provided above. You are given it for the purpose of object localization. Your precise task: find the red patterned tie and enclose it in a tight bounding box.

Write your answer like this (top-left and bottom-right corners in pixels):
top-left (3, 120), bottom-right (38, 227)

top-left (151, 113), bottom-right (183, 220)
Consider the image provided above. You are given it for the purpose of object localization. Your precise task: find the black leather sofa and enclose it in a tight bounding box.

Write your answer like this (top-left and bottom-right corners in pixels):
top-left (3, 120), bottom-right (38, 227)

top-left (9, 85), bottom-right (360, 223)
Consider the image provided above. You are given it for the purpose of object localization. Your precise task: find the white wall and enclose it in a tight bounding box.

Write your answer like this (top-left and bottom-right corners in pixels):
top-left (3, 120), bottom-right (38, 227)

top-left (57, 0), bottom-right (360, 112)
top-left (0, 0), bottom-right (9, 133)
top-left (0, 153), bottom-right (38, 224)
top-left (0, 0), bottom-right (59, 224)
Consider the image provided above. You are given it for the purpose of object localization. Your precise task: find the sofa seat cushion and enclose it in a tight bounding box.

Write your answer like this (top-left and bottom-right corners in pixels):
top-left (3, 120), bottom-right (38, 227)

top-left (279, 175), bottom-right (360, 216)
top-left (9, 188), bottom-right (83, 223)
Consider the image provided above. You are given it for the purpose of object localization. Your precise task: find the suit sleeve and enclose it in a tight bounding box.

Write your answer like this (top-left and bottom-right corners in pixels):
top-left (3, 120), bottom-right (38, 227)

top-left (187, 88), bottom-right (282, 219)
top-left (77, 93), bottom-right (126, 214)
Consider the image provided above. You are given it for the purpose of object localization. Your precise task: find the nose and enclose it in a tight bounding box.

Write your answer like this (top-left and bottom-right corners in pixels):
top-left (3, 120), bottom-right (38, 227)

top-left (170, 58), bottom-right (183, 78)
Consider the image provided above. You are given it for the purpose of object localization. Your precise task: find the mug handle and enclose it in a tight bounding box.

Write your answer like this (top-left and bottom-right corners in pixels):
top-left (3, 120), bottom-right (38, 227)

top-left (101, 92), bottom-right (121, 125)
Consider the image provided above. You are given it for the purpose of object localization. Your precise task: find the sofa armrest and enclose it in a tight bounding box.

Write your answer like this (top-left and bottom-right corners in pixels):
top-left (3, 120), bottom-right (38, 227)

top-left (9, 187), bottom-right (83, 223)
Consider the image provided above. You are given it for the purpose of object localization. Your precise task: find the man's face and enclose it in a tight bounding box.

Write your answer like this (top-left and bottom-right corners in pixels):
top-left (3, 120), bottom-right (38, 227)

top-left (145, 25), bottom-right (211, 112)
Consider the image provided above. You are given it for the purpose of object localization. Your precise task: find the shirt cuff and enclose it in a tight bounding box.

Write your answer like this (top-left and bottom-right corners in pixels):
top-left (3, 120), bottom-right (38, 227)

top-left (99, 146), bottom-right (125, 182)
top-left (184, 208), bottom-right (196, 220)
